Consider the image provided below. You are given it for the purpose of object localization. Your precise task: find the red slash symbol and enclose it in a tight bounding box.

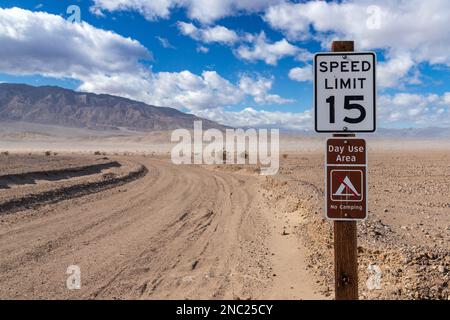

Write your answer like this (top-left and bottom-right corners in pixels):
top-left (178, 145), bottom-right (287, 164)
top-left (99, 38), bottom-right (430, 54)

top-left (335, 174), bottom-right (358, 197)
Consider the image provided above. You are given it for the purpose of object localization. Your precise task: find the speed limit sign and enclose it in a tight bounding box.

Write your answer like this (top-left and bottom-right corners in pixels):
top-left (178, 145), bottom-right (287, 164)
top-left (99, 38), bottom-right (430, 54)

top-left (314, 52), bottom-right (376, 133)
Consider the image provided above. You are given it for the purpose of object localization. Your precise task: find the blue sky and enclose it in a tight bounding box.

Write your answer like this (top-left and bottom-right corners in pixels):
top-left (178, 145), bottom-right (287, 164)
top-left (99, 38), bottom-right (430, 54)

top-left (0, 0), bottom-right (449, 129)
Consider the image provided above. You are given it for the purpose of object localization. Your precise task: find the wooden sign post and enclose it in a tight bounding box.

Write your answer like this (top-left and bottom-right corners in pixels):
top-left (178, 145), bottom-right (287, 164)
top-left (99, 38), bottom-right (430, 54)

top-left (314, 40), bottom-right (376, 300)
top-left (332, 41), bottom-right (358, 300)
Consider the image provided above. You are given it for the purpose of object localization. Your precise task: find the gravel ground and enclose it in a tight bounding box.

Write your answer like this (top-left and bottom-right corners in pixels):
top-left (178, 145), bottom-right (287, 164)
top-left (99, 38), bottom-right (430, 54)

top-left (272, 150), bottom-right (450, 299)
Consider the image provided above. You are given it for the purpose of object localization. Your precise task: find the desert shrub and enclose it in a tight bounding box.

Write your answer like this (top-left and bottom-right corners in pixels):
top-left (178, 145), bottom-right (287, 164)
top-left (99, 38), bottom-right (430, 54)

top-left (283, 154), bottom-right (288, 159)
top-left (44, 151), bottom-right (51, 156)
top-left (1, 151), bottom-right (9, 156)
top-left (94, 151), bottom-right (101, 155)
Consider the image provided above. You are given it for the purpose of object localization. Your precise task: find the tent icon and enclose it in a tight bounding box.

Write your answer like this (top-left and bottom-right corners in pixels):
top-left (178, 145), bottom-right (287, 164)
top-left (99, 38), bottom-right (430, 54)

top-left (330, 170), bottom-right (363, 202)
top-left (333, 176), bottom-right (360, 197)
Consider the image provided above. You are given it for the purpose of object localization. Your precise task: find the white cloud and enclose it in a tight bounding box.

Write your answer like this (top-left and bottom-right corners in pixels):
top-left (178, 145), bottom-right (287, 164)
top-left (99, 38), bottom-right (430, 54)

top-left (89, 6), bottom-right (105, 17)
top-left (376, 52), bottom-right (416, 88)
top-left (177, 22), bottom-right (238, 44)
top-left (156, 36), bottom-right (175, 49)
top-left (91, 0), bottom-right (283, 24)
top-left (443, 93), bottom-right (450, 105)
top-left (81, 71), bottom-right (294, 111)
top-left (289, 65), bottom-right (312, 82)
top-left (78, 70), bottom-right (244, 111)
top-left (295, 49), bottom-right (314, 63)
top-left (0, 8), bottom-right (293, 115)
top-left (0, 7), bottom-right (151, 80)
top-left (197, 46), bottom-right (209, 53)
top-left (379, 92), bottom-right (450, 126)
top-left (149, 71), bottom-right (245, 111)
top-left (91, 0), bottom-right (174, 21)
top-left (239, 76), bottom-right (293, 104)
top-left (264, 0), bottom-right (450, 88)
top-left (235, 32), bottom-right (299, 65)
top-left (195, 107), bottom-right (312, 130)
top-left (194, 91), bottom-right (450, 130)
top-left (6, 7), bottom-right (448, 130)
top-left (178, 23), bottom-right (306, 67)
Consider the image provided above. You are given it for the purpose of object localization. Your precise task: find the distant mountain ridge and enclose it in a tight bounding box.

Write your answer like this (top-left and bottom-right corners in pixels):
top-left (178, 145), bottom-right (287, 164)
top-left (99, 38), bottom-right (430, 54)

top-left (0, 83), bottom-right (224, 131)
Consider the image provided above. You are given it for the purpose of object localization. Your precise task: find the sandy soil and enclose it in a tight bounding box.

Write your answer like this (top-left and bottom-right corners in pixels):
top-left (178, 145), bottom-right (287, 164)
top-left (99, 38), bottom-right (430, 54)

top-left (0, 154), bottom-right (323, 299)
top-left (0, 131), bottom-right (449, 300)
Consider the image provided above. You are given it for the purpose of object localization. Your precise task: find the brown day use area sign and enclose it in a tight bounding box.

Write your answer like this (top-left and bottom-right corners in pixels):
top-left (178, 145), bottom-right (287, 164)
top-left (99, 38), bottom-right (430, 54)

top-left (326, 138), bottom-right (367, 220)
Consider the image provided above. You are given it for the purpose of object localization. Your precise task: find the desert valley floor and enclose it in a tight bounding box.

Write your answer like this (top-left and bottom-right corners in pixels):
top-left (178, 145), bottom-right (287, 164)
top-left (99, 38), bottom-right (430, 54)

top-left (0, 134), bottom-right (449, 300)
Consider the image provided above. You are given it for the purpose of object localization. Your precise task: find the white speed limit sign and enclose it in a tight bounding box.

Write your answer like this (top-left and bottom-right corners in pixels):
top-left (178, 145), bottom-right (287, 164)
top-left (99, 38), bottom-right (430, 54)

top-left (314, 52), bottom-right (376, 133)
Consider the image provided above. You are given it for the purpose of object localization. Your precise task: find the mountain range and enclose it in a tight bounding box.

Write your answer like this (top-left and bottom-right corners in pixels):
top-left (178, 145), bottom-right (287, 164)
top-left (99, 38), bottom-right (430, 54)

top-left (1, 83), bottom-right (449, 138)
top-left (0, 83), bottom-right (224, 131)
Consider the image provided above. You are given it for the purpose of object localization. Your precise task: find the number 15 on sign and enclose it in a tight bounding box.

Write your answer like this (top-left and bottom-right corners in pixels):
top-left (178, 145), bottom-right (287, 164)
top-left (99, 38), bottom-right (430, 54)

top-left (314, 52), bottom-right (376, 133)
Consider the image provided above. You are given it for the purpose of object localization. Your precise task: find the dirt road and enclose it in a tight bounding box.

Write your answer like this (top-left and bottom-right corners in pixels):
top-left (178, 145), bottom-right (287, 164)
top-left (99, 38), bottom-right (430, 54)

top-left (0, 157), bottom-right (322, 299)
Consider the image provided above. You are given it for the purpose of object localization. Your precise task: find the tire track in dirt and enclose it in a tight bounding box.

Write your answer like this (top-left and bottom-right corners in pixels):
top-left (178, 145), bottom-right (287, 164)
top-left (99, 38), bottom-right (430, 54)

top-left (0, 157), bottom-right (322, 299)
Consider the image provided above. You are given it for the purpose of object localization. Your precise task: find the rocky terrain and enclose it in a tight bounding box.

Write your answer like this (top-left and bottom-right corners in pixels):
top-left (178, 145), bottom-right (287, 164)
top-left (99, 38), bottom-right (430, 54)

top-left (266, 151), bottom-right (450, 300)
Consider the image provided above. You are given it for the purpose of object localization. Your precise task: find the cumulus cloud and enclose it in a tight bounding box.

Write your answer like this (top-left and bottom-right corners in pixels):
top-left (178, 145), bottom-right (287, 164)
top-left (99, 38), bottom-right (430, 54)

top-left (235, 32), bottom-right (299, 65)
top-left (91, 0), bottom-right (283, 24)
top-left (81, 71), bottom-right (292, 111)
top-left (239, 76), bottom-right (294, 104)
top-left (177, 22), bottom-right (238, 44)
top-left (195, 107), bottom-right (312, 130)
top-left (0, 7), bottom-right (152, 79)
top-left (295, 49), bottom-right (314, 63)
top-left (177, 23), bottom-right (302, 67)
top-left (149, 71), bottom-right (245, 111)
top-left (193, 91), bottom-right (450, 129)
top-left (0, 7), bottom-right (293, 117)
top-left (91, 0), bottom-right (174, 20)
top-left (288, 65), bottom-right (313, 82)
top-left (443, 93), bottom-right (450, 105)
top-left (6, 6), bottom-right (448, 130)
top-left (89, 0), bottom-right (450, 90)
top-left (264, 0), bottom-right (450, 88)
top-left (379, 92), bottom-right (450, 126)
